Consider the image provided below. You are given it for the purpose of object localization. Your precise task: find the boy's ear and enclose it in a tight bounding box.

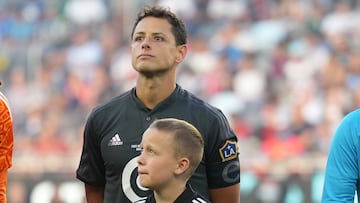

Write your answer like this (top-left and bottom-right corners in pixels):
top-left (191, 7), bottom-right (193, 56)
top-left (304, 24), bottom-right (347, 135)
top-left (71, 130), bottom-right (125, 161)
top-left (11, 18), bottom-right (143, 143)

top-left (174, 157), bottom-right (190, 175)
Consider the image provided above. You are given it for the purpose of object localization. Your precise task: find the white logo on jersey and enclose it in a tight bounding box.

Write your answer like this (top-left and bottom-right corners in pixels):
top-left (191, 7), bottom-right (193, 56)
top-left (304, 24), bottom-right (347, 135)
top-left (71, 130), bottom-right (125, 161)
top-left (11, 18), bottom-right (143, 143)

top-left (192, 197), bottom-right (207, 203)
top-left (108, 133), bottom-right (123, 146)
top-left (122, 156), bottom-right (149, 202)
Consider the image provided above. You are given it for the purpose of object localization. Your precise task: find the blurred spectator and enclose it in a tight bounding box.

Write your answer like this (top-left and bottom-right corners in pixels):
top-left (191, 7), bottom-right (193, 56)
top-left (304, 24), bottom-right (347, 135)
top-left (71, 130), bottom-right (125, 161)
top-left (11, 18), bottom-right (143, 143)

top-left (64, 0), bottom-right (107, 25)
top-left (1, 0), bottom-right (360, 202)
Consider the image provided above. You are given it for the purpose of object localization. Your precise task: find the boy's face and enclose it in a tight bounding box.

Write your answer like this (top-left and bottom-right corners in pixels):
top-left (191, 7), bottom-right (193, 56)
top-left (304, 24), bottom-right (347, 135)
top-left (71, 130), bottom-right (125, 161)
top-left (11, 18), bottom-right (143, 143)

top-left (131, 17), bottom-right (185, 75)
top-left (137, 128), bottom-right (178, 190)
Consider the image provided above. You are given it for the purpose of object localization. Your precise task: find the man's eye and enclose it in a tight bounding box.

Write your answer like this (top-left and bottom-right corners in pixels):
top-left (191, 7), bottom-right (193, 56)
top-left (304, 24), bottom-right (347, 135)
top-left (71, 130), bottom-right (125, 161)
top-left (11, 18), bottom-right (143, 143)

top-left (134, 36), bottom-right (143, 41)
top-left (154, 36), bottom-right (163, 41)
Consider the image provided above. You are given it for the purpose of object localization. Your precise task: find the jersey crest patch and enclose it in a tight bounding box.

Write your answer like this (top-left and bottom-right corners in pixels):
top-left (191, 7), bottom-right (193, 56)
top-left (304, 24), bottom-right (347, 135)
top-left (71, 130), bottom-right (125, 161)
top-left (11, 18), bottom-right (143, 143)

top-left (219, 140), bottom-right (238, 162)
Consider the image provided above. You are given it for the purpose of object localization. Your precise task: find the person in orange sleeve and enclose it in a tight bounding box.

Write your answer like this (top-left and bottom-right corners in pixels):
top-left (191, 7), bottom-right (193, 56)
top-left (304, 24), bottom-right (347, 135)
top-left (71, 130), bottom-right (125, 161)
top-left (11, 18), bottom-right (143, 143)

top-left (0, 81), bottom-right (14, 203)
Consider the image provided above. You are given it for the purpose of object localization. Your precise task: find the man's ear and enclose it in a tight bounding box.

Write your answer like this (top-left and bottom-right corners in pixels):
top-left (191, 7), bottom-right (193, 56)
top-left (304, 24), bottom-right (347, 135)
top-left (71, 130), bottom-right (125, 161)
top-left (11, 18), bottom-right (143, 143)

top-left (174, 157), bottom-right (190, 175)
top-left (175, 45), bottom-right (188, 63)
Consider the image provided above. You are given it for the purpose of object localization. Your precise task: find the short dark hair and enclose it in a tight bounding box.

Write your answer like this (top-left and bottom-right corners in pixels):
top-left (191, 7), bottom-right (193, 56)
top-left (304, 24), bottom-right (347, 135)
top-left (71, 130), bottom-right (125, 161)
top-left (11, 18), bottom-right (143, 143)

top-left (148, 118), bottom-right (204, 176)
top-left (131, 5), bottom-right (187, 46)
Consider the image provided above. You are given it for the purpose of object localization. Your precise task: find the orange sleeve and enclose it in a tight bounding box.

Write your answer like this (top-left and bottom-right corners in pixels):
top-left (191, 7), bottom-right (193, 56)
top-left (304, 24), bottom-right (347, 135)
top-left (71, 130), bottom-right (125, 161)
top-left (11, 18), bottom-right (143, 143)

top-left (0, 92), bottom-right (14, 171)
top-left (0, 169), bottom-right (8, 203)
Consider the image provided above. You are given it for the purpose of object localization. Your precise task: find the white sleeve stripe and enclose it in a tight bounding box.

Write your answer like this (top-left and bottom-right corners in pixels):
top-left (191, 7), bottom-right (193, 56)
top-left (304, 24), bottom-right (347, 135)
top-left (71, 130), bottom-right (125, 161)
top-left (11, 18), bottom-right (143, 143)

top-left (192, 197), bottom-right (207, 203)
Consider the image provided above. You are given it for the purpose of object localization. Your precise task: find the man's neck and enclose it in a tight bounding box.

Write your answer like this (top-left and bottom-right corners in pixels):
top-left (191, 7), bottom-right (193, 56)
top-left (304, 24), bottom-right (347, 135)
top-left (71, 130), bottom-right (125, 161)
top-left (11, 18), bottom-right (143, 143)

top-left (135, 75), bottom-right (176, 109)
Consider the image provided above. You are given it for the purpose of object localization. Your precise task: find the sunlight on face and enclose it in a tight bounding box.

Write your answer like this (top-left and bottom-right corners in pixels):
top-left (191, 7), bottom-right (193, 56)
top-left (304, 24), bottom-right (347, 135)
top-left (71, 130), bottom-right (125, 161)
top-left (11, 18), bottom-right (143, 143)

top-left (131, 17), bottom-right (180, 75)
top-left (137, 128), bottom-right (178, 190)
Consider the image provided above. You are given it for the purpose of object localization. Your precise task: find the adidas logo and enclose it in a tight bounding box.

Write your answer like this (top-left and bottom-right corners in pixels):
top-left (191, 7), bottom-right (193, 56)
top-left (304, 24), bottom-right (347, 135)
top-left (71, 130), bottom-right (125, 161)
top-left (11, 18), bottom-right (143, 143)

top-left (108, 133), bottom-right (123, 146)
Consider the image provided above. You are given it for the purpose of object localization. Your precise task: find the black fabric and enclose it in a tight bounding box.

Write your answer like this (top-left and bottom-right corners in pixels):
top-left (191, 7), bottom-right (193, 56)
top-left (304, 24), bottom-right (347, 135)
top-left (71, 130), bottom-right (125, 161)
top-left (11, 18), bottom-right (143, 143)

top-left (134, 184), bottom-right (210, 203)
top-left (76, 84), bottom-right (240, 203)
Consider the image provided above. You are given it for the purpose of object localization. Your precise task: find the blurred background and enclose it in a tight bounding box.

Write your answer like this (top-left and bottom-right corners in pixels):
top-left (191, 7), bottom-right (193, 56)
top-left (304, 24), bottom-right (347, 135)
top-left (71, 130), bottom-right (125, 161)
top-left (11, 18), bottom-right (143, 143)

top-left (1, 0), bottom-right (360, 202)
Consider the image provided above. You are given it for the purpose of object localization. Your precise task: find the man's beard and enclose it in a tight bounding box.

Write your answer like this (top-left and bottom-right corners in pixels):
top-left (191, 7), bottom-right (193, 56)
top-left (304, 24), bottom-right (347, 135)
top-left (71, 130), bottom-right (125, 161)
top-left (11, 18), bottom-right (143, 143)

top-left (138, 67), bottom-right (169, 78)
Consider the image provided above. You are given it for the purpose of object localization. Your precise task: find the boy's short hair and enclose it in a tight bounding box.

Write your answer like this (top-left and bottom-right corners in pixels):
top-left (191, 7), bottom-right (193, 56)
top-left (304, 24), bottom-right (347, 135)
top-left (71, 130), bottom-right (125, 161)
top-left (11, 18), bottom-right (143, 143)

top-left (148, 118), bottom-right (204, 176)
top-left (131, 5), bottom-right (187, 46)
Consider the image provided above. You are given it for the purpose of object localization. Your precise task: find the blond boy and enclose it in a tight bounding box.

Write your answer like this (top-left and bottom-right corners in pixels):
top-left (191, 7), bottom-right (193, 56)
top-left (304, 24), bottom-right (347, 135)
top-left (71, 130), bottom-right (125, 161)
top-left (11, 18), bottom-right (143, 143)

top-left (136, 118), bottom-right (209, 203)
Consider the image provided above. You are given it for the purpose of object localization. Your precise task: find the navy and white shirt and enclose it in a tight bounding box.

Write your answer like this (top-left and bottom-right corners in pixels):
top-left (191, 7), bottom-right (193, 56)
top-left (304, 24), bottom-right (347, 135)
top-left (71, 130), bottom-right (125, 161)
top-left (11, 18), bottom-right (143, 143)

top-left (76, 85), bottom-right (240, 203)
top-left (134, 184), bottom-right (210, 203)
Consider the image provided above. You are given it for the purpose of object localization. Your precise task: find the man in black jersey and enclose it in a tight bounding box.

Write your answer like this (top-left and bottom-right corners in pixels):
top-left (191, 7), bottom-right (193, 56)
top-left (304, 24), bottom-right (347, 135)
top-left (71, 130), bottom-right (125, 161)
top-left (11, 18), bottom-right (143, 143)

top-left (76, 5), bottom-right (240, 203)
top-left (135, 118), bottom-right (210, 203)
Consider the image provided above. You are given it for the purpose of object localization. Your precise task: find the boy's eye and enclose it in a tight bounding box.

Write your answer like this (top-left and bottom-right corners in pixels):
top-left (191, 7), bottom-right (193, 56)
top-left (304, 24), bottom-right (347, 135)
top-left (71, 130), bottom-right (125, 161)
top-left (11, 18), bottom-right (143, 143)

top-left (146, 148), bottom-right (156, 155)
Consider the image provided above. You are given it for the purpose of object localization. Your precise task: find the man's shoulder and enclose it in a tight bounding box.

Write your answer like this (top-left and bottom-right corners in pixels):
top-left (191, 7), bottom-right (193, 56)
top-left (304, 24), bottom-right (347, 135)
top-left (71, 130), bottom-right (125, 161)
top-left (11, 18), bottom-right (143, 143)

top-left (0, 91), bottom-right (13, 169)
top-left (91, 90), bottom-right (133, 114)
top-left (104, 89), bottom-right (133, 106)
top-left (335, 109), bottom-right (360, 136)
top-left (0, 92), bottom-right (10, 109)
top-left (177, 87), bottom-right (221, 113)
top-left (0, 92), bottom-right (12, 121)
top-left (343, 109), bottom-right (360, 123)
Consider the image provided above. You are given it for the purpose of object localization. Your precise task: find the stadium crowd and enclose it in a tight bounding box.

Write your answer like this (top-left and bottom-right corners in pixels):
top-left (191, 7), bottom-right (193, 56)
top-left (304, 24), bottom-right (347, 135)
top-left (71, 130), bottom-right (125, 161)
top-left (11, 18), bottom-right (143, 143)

top-left (1, 0), bottom-right (360, 202)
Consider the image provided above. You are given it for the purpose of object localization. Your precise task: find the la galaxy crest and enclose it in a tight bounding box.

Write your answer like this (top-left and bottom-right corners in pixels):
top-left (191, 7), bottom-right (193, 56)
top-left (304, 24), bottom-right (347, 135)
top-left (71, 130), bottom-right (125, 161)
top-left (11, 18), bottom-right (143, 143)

top-left (219, 140), bottom-right (238, 162)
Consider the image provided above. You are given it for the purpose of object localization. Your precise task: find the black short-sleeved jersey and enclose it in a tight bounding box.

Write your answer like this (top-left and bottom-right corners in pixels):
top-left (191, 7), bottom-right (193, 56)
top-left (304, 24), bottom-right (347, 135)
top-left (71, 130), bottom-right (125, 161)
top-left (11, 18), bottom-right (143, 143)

top-left (134, 184), bottom-right (210, 203)
top-left (76, 85), bottom-right (240, 203)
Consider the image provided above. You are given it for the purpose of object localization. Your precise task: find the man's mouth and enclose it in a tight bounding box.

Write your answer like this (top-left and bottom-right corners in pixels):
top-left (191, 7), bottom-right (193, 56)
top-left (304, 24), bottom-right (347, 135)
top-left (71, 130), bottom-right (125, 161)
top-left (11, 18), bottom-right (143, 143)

top-left (138, 54), bottom-right (154, 59)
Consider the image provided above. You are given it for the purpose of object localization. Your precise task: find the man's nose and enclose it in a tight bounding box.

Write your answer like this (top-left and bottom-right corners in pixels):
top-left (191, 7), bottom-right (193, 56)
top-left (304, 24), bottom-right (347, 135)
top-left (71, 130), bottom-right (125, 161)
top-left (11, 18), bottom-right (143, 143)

top-left (141, 37), bottom-right (151, 49)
